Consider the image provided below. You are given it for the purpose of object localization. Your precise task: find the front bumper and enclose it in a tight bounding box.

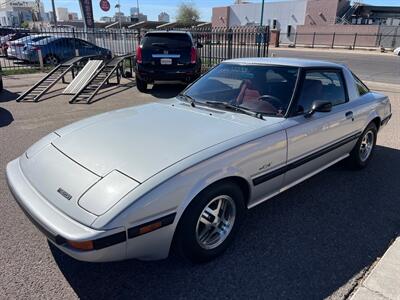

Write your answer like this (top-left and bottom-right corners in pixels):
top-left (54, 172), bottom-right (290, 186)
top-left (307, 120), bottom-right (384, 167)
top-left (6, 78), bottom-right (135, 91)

top-left (6, 159), bottom-right (127, 262)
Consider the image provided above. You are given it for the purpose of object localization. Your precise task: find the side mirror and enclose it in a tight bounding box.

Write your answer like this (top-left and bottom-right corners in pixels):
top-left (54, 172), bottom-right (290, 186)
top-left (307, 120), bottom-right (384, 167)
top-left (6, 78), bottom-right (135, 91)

top-left (197, 42), bottom-right (203, 49)
top-left (305, 100), bottom-right (332, 118)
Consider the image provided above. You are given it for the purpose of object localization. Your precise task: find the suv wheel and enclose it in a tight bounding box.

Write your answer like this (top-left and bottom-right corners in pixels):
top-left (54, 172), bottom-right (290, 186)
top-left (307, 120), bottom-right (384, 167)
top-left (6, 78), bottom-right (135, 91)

top-left (136, 78), bottom-right (147, 92)
top-left (174, 182), bottom-right (246, 263)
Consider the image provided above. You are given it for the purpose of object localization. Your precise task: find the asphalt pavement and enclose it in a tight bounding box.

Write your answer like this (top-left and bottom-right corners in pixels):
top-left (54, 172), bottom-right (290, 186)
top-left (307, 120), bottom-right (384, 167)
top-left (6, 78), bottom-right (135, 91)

top-left (269, 48), bottom-right (400, 85)
top-left (0, 71), bottom-right (399, 299)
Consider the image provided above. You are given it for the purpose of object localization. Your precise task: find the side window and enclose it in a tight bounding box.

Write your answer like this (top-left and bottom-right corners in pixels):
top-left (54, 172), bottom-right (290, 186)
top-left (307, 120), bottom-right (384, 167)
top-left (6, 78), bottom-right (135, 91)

top-left (296, 70), bottom-right (347, 114)
top-left (353, 74), bottom-right (370, 96)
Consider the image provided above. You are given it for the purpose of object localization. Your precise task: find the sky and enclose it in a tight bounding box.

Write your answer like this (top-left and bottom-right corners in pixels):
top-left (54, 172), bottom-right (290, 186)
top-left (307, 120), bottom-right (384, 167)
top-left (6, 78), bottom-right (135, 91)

top-left (42, 0), bottom-right (400, 22)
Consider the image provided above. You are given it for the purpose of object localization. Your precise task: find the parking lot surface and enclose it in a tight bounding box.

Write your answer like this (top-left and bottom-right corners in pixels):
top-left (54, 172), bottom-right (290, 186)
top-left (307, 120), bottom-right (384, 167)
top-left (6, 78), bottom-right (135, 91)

top-left (0, 76), bottom-right (399, 299)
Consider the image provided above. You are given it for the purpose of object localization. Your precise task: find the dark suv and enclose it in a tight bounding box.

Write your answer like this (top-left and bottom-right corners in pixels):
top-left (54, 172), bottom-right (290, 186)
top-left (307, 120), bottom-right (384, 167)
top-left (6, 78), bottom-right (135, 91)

top-left (135, 31), bottom-right (202, 92)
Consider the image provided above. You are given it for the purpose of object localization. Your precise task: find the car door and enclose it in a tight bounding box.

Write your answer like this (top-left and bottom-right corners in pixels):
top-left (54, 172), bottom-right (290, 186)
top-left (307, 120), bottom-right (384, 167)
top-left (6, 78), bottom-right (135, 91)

top-left (283, 68), bottom-right (360, 186)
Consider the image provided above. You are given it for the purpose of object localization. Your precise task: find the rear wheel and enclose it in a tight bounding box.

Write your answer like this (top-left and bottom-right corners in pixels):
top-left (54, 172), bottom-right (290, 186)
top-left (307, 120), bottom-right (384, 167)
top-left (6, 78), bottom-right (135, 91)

top-left (348, 122), bottom-right (377, 169)
top-left (174, 182), bottom-right (246, 263)
top-left (136, 78), bottom-right (147, 92)
top-left (44, 54), bottom-right (60, 65)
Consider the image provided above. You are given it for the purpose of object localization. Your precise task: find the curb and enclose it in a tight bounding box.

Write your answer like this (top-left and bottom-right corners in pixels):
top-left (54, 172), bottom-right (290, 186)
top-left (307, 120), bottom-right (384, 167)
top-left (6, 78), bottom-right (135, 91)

top-left (349, 237), bottom-right (400, 300)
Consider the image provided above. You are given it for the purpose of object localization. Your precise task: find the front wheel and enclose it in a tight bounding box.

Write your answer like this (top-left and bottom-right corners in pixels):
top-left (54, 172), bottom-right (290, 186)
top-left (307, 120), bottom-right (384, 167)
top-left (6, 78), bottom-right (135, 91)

top-left (174, 182), bottom-right (246, 263)
top-left (348, 122), bottom-right (377, 169)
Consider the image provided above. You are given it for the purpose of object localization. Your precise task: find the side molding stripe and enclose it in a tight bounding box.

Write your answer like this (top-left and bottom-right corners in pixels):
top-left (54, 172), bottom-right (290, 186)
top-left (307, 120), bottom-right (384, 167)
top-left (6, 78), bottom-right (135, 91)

top-left (252, 132), bottom-right (361, 186)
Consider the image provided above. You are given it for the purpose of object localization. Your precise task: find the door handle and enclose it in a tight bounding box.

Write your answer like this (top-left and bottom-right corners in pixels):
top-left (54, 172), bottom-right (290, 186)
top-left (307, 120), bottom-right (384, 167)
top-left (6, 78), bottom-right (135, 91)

top-left (345, 111), bottom-right (354, 121)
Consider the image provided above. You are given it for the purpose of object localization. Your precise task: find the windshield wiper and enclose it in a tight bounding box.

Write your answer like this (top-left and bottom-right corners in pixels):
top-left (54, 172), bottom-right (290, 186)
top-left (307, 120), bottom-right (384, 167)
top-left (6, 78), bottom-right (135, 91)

top-left (205, 101), bottom-right (264, 120)
top-left (177, 93), bottom-right (196, 107)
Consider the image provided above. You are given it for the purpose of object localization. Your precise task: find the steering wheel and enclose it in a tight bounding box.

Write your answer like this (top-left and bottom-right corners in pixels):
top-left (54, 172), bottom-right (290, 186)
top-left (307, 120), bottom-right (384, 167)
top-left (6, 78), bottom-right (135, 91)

top-left (257, 94), bottom-right (282, 109)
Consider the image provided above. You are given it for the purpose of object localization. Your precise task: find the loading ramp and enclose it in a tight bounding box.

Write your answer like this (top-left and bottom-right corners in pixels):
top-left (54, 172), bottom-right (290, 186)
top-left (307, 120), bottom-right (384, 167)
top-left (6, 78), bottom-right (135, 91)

top-left (16, 56), bottom-right (97, 103)
top-left (69, 54), bottom-right (135, 104)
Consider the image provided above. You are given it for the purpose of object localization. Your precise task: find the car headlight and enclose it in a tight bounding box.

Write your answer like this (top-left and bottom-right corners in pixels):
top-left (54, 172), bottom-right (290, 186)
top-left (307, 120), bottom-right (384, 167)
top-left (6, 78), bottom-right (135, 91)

top-left (26, 132), bottom-right (60, 159)
top-left (78, 170), bottom-right (139, 216)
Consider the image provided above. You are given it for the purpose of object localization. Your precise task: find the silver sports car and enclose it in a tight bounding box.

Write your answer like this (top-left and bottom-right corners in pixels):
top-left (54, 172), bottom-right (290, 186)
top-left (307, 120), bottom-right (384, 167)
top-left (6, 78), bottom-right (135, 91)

top-left (6, 58), bottom-right (392, 263)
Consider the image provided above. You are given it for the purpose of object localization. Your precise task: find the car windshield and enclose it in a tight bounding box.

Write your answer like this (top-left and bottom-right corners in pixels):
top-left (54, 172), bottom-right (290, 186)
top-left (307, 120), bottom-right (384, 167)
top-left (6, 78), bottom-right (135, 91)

top-left (183, 63), bottom-right (299, 117)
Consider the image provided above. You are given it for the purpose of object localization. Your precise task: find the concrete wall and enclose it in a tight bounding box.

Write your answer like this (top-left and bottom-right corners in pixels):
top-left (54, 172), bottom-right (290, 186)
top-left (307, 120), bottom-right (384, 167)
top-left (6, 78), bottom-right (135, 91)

top-left (228, 0), bottom-right (308, 43)
top-left (295, 24), bottom-right (379, 47)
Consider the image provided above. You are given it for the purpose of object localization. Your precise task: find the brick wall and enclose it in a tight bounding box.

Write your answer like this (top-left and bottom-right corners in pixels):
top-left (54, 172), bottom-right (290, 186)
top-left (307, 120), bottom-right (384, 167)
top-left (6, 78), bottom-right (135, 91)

top-left (305, 0), bottom-right (341, 25)
top-left (212, 7), bottom-right (230, 28)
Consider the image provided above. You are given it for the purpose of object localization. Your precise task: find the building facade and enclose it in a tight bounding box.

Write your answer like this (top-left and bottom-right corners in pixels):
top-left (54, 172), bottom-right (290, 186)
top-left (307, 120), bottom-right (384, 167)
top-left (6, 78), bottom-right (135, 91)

top-left (212, 0), bottom-right (400, 47)
top-left (0, 0), bottom-right (46, 26)
top-left (56, 7), bottom-right (69, 22)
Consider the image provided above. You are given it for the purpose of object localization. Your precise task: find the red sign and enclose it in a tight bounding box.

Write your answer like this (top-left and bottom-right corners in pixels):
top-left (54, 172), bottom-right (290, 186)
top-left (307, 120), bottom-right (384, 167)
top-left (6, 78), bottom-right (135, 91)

top-left (100, 0), bottom-right (110, 12)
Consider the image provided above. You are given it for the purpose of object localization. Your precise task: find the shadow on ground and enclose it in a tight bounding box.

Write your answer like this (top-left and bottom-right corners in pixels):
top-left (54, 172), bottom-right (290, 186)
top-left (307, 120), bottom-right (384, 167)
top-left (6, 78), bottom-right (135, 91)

top-left (51, 145), bottom-right (400, 299)
top-left (149, 83), bottom-right (186, 99)
top-left (0, 89), bottom-right (20, 103)
top-left (0, 107), bottom-right (14, 127)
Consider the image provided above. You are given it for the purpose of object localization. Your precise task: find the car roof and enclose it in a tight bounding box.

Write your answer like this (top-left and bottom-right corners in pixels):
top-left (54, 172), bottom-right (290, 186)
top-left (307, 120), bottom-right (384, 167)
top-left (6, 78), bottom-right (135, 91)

top-left (145, 30), bottom-right (191, 35)
top-left (223, 57), bottom-right (345, 69)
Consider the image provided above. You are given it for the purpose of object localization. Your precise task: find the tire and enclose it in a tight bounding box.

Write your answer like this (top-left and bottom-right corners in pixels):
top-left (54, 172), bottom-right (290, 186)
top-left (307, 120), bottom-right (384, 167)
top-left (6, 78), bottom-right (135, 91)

top-left (174, 181), bottom-right (246, 263)
top-left (44, 54), bottom-right (60, 65)
top-left (136, 78), bottom-right (147, 92)
top-left (348, 122), bottom-right (377, 169)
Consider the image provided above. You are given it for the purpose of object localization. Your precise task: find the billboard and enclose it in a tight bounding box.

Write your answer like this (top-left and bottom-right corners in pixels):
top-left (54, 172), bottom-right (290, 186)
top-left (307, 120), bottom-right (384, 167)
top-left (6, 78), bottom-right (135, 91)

top-left (79, 0), bottom-right (95, 28)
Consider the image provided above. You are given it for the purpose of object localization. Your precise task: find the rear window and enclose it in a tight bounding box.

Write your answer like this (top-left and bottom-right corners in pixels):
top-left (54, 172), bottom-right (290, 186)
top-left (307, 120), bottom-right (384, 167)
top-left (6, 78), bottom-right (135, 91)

top-left (142, 33), bottom-right (192, 49)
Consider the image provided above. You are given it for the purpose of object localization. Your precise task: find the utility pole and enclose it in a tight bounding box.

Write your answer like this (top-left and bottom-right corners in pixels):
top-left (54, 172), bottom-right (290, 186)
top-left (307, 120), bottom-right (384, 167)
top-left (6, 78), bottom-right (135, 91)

top-left (51, 0), bottom-right (57, 27)
top-left (260, 0), bottom-right (265, 27)
top-left (117, 0), bottom-right (121, 29)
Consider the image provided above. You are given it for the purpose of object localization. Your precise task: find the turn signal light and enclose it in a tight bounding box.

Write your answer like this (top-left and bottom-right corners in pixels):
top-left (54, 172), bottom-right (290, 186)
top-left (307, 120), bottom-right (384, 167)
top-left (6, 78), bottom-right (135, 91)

top-left (67, 240), bottom-right (94, 251)
top-left (139, 221), bottom-right (162, 235)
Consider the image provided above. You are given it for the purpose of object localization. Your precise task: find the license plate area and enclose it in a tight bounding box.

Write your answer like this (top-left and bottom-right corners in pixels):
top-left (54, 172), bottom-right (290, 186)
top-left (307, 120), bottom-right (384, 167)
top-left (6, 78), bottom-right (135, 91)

top-left (160, 58), bottom-right (172, 65)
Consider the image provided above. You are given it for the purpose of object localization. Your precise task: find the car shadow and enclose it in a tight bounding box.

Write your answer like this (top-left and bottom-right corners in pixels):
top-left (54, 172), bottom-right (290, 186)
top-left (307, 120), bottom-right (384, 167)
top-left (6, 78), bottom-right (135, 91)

top-left (51, 145), bottom-right (400, 299)
top-left (0, 89), bottom-right (21, 102)
top-left (0, 107), bottom-right (14, 127)
top-left (149, 83), bottom-right (186, 99)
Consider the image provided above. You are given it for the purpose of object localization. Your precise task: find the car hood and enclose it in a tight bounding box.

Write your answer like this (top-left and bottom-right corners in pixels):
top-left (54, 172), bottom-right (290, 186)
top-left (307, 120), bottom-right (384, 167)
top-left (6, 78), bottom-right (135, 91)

top-left (52, 100), bottom-right (277, 182)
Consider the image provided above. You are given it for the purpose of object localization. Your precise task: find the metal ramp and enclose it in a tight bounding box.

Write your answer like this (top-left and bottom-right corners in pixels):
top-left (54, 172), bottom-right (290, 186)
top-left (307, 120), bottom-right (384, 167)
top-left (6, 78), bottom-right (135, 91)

top-left (16, 56), bottom-right (92, 103)
top-left (63, 60), bottom-right (104, 94)
top-left (69, 54), bottom-right (134, 104)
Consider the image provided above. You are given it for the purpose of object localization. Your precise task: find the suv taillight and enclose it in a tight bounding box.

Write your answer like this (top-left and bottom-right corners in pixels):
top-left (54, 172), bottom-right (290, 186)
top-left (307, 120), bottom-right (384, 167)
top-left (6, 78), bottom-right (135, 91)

top-left (136, 46), bottom-right (142, 64)
top-left (190, 47), bottom-right (196, 64)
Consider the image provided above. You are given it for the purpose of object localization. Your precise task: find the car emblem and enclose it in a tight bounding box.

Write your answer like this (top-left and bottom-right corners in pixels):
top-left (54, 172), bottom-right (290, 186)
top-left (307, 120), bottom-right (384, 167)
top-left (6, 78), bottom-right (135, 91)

top-left (163, 50), bottom-right (168, 54)
top-left (57, 188), bottom-right (72, 200)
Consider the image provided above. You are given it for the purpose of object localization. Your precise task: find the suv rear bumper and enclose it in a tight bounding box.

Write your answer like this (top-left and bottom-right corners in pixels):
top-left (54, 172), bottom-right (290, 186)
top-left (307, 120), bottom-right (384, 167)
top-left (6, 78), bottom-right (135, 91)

top-left (135, 64), bottom-right (200, 83)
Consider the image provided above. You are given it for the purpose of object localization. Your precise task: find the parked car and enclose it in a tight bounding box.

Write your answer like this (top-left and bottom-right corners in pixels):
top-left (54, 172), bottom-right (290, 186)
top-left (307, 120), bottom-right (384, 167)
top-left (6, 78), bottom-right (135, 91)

top-left (6, 58), bottom-right (391, 263)
top-left (20, 37), bottom-right (112, 65)
top-left (394, 47), bottom-right (400, 56)
top-left (8, 35), bottom-right (51, 59)
top-left (1, 32), bottom-right (29, 56)
top-left (135, 30), bottom-right (202, 92)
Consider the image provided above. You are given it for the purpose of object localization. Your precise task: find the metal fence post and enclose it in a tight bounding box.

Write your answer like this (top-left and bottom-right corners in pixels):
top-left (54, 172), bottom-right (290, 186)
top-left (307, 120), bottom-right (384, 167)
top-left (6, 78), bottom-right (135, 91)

top-left (227, 28), bottom-right (233, 59)
top-left (294, 31), bottom-right (298, 46)
top-left (38, 49), bottom-right (44, 71)
top-left (353, 33), bottom-right (358, 50)
top-left (331, 32), bottom-right (336, 48)
top-left (312, 32), bottom-right (316, 48)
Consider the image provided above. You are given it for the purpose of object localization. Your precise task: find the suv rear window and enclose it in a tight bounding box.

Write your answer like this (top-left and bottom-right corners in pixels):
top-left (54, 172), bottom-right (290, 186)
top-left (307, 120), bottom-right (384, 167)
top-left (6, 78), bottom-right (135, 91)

top-left (142, 33), bottom-right (192, 49)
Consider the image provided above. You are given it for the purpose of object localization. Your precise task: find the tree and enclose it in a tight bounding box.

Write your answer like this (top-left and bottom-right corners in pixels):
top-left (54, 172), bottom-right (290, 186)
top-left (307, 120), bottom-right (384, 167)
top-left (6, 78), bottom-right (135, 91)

top-left (176, 2), bottom-right (200, 25)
